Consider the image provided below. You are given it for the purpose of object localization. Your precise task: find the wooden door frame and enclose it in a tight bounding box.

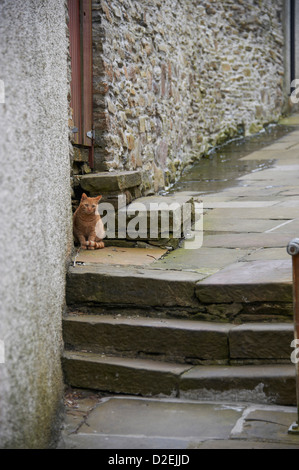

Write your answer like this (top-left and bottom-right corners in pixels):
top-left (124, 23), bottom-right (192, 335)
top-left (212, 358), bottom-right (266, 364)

top-left (68, 0), bottom-right (94, 167)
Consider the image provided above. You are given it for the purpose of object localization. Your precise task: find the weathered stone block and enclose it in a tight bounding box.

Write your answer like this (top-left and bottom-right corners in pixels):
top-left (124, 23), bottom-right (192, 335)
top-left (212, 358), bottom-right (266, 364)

top-left (63, 315), bottom-right (231, 363)
top-left (73, 146), bottom-right (89, 163)
top-left (116, 194), bottom-right (194, 236)
top-left (66, 264), bottom-right (203, 308)
top-left (62, 352), bottom-right (188, 396)
top-left (229, 324), bottom-right (293, 361)
top-left (196, 283), bottom-right (292, 304)
top-left (196, 260), bottom-right (293, 303)
top-left (79, 170), bottom-right (142, 194)
top-left (179, 365), bottom-right (296, 405)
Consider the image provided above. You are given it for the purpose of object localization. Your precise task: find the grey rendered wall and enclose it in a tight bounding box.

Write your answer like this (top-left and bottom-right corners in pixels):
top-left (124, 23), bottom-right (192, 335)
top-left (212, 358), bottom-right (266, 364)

top-left (0, 0), bottom-right (72, 448)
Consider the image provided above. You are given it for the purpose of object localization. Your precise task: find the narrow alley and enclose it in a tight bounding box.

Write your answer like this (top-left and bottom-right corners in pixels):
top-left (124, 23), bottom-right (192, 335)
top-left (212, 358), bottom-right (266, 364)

top-left (60, 116), bottom-right (299, 449)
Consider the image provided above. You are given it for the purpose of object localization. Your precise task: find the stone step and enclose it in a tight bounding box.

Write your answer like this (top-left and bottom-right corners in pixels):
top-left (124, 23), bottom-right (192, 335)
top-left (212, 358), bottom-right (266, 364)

top-left (63, 315), bottom-right (230, 365)
top-left (66, 264), bottom-right (204, 310)
top-left (115, 193), bottom-right (196, 229)
top-left (63, 314), bottom-right (294, 365)
top-left (179, 364), bottom-right (296, 406)
top-left (76, 179), bottom-right (199, 247)
top-left (79, 170), bottom-right (142, 194)
top-left (66, 263), bottom-right (293, 322)
top-left (196, 260), bottom-right (293, 304)
top-left (62, 352), bottom-right (188, 397)
top-left (77, 170), bottom-right (142, 209)
top-left (62, 351), bottom-right (296, 405)
top-left (102, 192), bottom-right (198, 249)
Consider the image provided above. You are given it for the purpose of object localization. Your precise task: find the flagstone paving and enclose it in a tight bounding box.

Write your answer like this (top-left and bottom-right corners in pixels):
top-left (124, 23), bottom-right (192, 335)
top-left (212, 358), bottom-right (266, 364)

top-left (62, 121), bottom-right (299, 449)
top-left (58, 392), bottom-right (299, 449)
top-left (67, 124), bottom-right (299, 325)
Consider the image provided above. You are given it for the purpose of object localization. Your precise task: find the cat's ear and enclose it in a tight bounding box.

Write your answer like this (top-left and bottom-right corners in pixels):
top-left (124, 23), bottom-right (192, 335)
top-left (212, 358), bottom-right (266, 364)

top-left (96, 195), bottom-right (102, 202)
top-left (81, 193), bottom-right (88, 201)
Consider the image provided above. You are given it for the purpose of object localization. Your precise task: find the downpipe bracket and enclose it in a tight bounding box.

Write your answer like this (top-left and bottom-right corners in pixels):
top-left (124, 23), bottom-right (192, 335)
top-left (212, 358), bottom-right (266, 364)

top-left (287, 238), bottom-right (299, 256)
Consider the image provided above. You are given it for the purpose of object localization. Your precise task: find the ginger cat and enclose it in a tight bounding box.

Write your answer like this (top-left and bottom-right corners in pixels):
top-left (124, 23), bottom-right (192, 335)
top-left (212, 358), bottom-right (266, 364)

top-left (73, 193), bottom-right (105, 249)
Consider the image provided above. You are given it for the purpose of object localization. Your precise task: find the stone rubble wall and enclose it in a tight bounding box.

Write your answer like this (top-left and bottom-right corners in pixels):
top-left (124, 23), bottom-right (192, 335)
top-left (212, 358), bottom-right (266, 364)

top-left (92, 0), bottom-right (285, 193)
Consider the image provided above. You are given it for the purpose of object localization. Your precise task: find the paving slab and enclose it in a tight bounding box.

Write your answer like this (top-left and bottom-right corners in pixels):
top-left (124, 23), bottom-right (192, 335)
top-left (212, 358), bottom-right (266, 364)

top-left (253, 142), bottom-right (299, 151)
top-left (279, 188), bottom-right (299, 196)
top-left (221, 186), bottom-right (286, 198)
top-left (277, 199), bottom-right (299, 207)
top-left (241, 247), bottom-right (290, 261)
top-left (201, 200), bottom-right (279, 209)
top-left (202, 232), bottom-right (293, 249)
top-left (271, 164), bottom-right (299, 171)
top-left (237, 169), bottom-right (297, 183)
top-left (195, 260), bottom-right (292, 303)
top-left (196, 439), bottom-right (299, 449)
top-left (203, 207), bottom-right (299, 220)
top-left (271, 156), bottom-right (299, 165)
top-left (230, 404), bottom-right (299, 446)
top-left (59, 396), bottom-right (245, 449)
top-left (286, 142), bottom-right (299, 151)
top-left (258, 142), bottom-right (299, 151)
top-left (58, 393), bottom-right (299, 449)
top-left (59, 434), bottom-right (194, 449)
top-left (275, 131), bottom-right (299, 141)
top-left (203, 217), bottom-right (283, 233)
top-left (79, 398), bottom-right (242, 439)
top-left (151, 247), bottom-right (250, 272)
top-left (200, 196), bottom-right (238, 205)
top-left (267, 218), bottom-right (299, 234)
top-left (74, 246), bottom-right (167, 266)
top-left (240, 148), bottom-right (299, 161)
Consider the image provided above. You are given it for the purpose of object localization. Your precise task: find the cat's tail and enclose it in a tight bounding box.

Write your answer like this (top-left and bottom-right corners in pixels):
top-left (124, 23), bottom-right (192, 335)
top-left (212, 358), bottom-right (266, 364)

top-left (85, 240), bottom-right (105, 250)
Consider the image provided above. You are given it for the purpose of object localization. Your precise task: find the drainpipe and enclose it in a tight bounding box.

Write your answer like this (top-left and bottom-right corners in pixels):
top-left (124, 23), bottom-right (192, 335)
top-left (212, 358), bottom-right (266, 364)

top-left (287, 238), bottom-right (299, 434)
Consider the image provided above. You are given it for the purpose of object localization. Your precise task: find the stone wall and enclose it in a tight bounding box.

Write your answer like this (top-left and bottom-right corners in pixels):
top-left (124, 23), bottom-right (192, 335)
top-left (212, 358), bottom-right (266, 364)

top-left (92, 0), bottom-right (286, 193)
top-left (0, 0), bottom-right (72, 448)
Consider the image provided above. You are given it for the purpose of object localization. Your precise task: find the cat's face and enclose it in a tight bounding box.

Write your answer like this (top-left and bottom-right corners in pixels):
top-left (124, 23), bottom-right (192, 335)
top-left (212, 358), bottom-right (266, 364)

top-left (80, 193), bottom-right (102, 215)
